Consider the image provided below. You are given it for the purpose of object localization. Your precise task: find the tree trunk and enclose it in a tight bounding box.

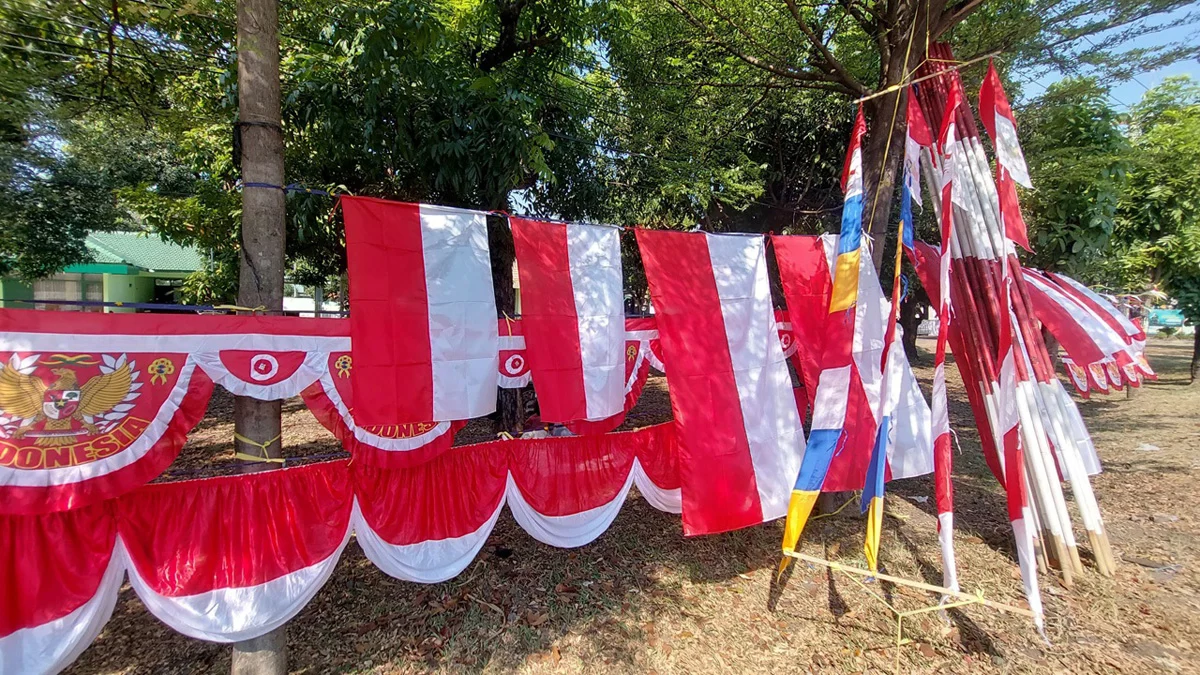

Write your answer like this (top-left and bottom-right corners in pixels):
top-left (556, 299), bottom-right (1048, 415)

top-left (900, 292), bottom-right (920, 360)
top-left (489, 214), bottom-right (524, 434)
top-left (1192, 329), bottom-right (1199, 384)
top-left (861, 91), bottom-right (907, 272)
top-left (233, 0), bottom-right (286, 670)
top-left (1041, 325), bottom-right (1060, 373)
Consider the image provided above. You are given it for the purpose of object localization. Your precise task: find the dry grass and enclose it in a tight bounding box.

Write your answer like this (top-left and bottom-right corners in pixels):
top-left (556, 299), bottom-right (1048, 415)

top-left (67, 340), bottom-right (1200, 674)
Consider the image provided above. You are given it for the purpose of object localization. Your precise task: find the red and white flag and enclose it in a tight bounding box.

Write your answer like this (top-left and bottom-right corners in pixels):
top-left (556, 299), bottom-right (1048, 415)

top-left (931, 83), bottom-right (961, 591)
top-left (980, 60), bottom-right (1033, 252)
top-left (342, 197), bottom-right (499, 425)
top-left (637, 229), bottom-right (806, 535)
top-left (510, 218), bottom-right (626, 423)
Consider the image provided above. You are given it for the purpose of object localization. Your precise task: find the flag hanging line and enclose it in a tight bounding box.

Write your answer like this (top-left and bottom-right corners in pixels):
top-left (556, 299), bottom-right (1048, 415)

top-left (851, 51), bottom-right (1004, 105)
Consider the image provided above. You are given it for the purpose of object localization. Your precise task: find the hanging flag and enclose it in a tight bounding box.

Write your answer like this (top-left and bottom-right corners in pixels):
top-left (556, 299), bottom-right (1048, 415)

top-left (829, 105), bottom-right (868, 313)
top-left (900, 88), bottom-right (934, 252)
top-left (509, 218), bottom-right (625, 423)
top-left (341, 197), bottom-right (499, 425)
top-left (928, 83), bottom-right (963, 591)
top-left (636, 229), bottom-right (806, 536)
top-left (979, 60), bottom-right (1033, 252)
top-left (774, 233), bottom-right (933, 566)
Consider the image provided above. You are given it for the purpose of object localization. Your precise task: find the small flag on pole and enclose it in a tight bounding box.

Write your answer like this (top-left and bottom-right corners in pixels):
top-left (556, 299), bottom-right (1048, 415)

top-left (980, 60), bottom-right (1033, 252)
top-left (828, 105), bottom-right (868, 313)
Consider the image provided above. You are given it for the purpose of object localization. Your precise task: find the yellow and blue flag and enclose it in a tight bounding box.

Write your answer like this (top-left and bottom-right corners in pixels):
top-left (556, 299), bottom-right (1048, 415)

top-left (828, 105), bottom-right (868, 313)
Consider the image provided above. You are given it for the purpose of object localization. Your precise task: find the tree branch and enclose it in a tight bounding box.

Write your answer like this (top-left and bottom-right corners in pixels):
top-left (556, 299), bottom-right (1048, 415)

top-left (781, 0), bottom-right (867, 94)
top-left (474, 0), bottom-right (561, 72)
top-left (665, 0), bottom-right (858, 95)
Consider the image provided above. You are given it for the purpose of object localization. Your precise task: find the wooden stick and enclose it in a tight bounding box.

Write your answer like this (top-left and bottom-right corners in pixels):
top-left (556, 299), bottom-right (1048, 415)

top-left (783, 550), bottom-right (1035, 618)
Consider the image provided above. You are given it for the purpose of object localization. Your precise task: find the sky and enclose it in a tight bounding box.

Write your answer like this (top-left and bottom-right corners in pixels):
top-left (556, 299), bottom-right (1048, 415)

top-left (1019, 5), bottom-right (1199, 110)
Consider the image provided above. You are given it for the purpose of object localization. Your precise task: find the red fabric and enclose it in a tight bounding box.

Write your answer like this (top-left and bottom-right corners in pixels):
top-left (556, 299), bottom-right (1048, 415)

top-left (508, 431), bottom-right (637, 516)
top-left (771, 236), bottom-right (831, 410)
top-left (0, 502), bottom-right (116, 636)
top-left (636, 229), bottom-right (763, 535)
top-left (300, 352), bottom-right (464, 468)
top-left (353, 445), bottom-right (508, 545)
top-left (341, 196), bottom-right (433, 425)
top-left (118, 460), bottom-right (352, 595)
top-left (217, 350), bottom-right (307, 386)
top-left (980, 62), bottom-right (1032, 252)
top-left (771, 235), bottom-right (872, 492)
top-left (632, 423), bottom-right (680, 490)
top-left (0, 366), bottom-right (214, 515)
top-left (0, 308), bottom-right (348, 339)
top-left (510, 217), bottom-right (588, 422)
top-left (1022, 278), bottom-right (1106, 366)
top-left (1044, 271), bottom-right (1141, 345)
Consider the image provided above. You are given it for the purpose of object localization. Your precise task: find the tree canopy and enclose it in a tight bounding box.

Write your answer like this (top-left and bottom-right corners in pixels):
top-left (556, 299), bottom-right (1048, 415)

top-left (1, 0), bottom-right (1198, 304)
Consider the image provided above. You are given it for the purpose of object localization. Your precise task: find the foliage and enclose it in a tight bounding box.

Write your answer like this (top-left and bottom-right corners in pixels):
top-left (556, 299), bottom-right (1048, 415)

top-left (1113, 76), bottom-right (1200, 322)
top-left (1020, 77), bottom-right (1129, 276)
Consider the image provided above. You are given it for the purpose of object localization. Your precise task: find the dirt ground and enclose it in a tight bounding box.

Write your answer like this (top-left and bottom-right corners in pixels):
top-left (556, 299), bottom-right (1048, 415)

top-left (66, 339), bottom-right (1200, 674)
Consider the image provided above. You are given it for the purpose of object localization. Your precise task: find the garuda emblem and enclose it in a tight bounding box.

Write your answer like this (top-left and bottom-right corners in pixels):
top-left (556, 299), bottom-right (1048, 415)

top-left (0, 355), bottom-right (135, 446)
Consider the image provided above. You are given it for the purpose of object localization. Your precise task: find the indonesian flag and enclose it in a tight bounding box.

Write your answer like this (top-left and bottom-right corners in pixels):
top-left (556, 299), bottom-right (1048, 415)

top-left (342, 197), bottom-right (499, 425)
top-left (636, 229), bottom-right (806, 536)
top-left (509, 218), bottom-right (626, 423)
top-left (902, 87), bottom-right (934, 230)
top-left (980, 60), bottom-right (1033, 252)
top-left (829, 105), bottom-right (868, 313)
top-left (931, 84), bottom-right (962, 591)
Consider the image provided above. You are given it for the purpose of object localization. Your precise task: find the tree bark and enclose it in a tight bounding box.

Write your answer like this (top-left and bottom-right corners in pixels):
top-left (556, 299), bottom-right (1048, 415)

top-left (1192, 329), bottom-right (1199, 384)
top-left (489, 214), bottom-right (524, 434)
top-left (233, 0), bottom-right (287, 670)
top-left (861, 90), bottom-right (907, 272)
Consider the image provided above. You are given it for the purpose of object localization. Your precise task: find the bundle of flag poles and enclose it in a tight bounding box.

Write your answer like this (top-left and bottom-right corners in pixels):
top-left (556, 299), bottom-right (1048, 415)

top-left (901, 43), bottom-right (1117, 630)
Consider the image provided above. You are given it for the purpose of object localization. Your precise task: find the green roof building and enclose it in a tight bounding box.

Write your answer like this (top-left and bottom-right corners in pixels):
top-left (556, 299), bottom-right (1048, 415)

top-left (0, 232), bottom-right (204, 312)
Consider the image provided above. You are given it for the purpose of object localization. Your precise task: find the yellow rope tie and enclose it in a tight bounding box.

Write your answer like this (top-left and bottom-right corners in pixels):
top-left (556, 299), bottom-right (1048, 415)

top-left (809, 492), bottom-right (858, 522)
top-left (234, 432), bottom-right (284, 464)
top-left (212, 304), bottom-right (268, 314)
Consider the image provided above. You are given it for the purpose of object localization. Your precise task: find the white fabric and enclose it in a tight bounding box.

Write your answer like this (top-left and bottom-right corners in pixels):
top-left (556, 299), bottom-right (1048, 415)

top-left (124, 529), bottom-right (351, 644)
top-left (193, 350), bottom-right (325, 400)
top-left (1051, 380), bottom-right (1102, 475)
top-left (316, 372), bottom-right (454, 451)
top-left (1025, 274), bottom-right (1129, 358)
top-left (993, 113), bottom-right (1032, 188)
top-left (0, 543), bottom-right (123, 675)
top-left (904, 130), bottom-right (923, 207)
top-left (566, 223), bottom-right (626, 420)
top-left (811, 365), bottom-right (852, 430)
top-left (887, 338), bottom-right (934, 480)
top-left (705, 233), bottom-right (806, 523)
top-left (1, 359), bottom-right (197, 488)
top-left (631, 458), bottom-right (682, 514)
top-left (937, 512), bottom-right (959, 593)
top-left (418, 204), bottom-right (499, 421)
top-left (505, 470), bottom-right (635, 548)
top-left (352, 497), bottom-right (504, 584)
top-left (1012, 512), bottom-right (1045, 630)
top-left (1051, 273), bottom-right (1143, 341)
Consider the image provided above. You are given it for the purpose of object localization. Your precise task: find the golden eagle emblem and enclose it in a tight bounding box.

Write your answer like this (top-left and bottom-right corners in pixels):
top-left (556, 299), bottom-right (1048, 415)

top-left (0, 355), bottom-right (134, 446)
